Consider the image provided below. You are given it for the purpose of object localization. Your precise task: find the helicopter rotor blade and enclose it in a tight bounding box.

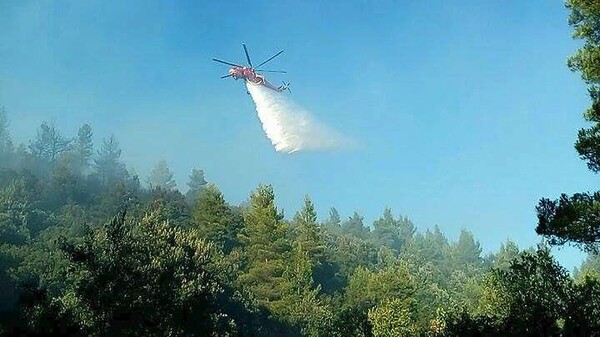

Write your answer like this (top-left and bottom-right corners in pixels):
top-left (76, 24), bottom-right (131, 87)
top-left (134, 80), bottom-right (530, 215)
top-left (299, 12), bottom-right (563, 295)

top-left (221, 74), bottom-right (233, 79)
top-left (255, 70), bottom-right (287, 73)
top-left (255, 50), bottom-right (284, 69)
top-left (242, 43), bottom-right (253, 68)
top-left (212, 58), bottom-right (243, 67)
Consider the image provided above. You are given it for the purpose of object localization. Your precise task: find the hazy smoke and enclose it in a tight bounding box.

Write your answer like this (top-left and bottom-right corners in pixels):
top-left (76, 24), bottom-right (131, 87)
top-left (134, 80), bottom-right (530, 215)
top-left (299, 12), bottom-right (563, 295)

top-left (246, 82), bottom-right (349, 154)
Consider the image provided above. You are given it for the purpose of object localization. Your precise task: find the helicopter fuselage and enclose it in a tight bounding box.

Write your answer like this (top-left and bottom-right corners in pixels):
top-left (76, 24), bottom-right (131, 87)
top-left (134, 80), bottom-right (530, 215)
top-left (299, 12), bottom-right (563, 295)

top-left (228, 66), bottom-right (286, 92)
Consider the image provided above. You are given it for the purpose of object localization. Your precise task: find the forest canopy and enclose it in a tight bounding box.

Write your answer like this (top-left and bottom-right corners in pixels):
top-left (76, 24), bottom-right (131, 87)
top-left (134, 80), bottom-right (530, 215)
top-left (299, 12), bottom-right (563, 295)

top-left (0, 105), bottom-right (599, 336)
top-left (1, 1), bottom-right (600, 336)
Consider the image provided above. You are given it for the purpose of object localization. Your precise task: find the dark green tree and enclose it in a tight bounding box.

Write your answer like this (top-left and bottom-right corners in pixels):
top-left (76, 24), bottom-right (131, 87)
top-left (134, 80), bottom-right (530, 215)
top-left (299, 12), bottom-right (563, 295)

top-left (237, 184), bottom-right (291, 308)
top-left (536, 0), bottom-right (600, 252)
top-left (192, 184), bottom-right (239, 253)
top-left (565, 273), bottom-right (600, 336)
top-left (146, 186), bottom-right (190, 228)
top-left (292, 196), bottom-right (325, 266)
top-left (440, 247), bottom-right (579, 337)
top-left (56, 211), bottom-right (248, 336)
top-left (569, 0), bottom-right (600, 172)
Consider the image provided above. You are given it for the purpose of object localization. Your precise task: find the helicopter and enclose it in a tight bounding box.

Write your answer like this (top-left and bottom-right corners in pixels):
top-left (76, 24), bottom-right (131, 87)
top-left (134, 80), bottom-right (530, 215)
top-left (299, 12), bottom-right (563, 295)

top-left (212, 44), bottom-right (290, 93)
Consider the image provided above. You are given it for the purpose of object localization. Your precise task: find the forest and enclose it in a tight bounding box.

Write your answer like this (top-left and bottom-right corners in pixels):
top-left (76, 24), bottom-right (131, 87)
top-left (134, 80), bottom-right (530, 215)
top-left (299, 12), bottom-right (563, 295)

top-left (1, 1), bottom-right (600, 336)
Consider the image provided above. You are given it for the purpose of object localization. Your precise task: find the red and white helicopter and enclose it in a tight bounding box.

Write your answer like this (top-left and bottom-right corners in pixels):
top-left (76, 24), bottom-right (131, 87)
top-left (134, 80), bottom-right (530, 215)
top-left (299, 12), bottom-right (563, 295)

top-left (213, 44), bottom-right (290, 93)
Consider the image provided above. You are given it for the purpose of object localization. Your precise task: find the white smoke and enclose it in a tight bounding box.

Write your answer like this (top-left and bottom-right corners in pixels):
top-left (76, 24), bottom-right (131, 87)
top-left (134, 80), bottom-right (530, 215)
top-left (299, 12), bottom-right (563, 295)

top-left (246, 82), bottom-right (349, 154)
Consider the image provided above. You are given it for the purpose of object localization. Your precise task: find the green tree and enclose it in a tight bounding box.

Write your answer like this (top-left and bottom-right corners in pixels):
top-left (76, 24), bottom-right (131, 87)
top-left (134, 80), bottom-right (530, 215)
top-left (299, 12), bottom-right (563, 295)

top-left (56, 211), bottom-right (245, 336)
top-left (565, 272), bottom-right (600, 336)
top-left (568, 0), bottom-right (600, 172)
top-left (29, 122), bottom-right (71, 163)
top-left (192, 184), bottom-right (239, 253)
top-left (343, 212), bottom-right (369, 239)
top-left (146, 186), bottom-right (190, 228)
top-left (237, 184), bottom-right (291, 308)
top-left (186, 168), bottom-right (207, 204)
top-left (404, 226), bottom-right (449, 267)
top-left (329, 233), bottom-right (378, 283)
top-left (536, 0), bottom-right (600, 251)
top-left (293, 196), bottom-right (325, 267)
top-left (486, 239), bottom-right (520, 271)
top-left (450, 229), bottom-right (483, 269)
top-left (577, 252), bottom-right (600, 278)
top-left (72, 124), bottom-right (93, 174)
top-left (372, 208), bottom-right (401, 253)
top-left (371, 208), bottom-right (415, 254)
top-left (147, 159), bottom-right (177, 190)
top-left (368, 298), bottom-right (418, 337)
top-left (342, 263), bottom-right (417, 336)
top-left (345, 263), bottom-right (416, 311)
top-left (322, 207), bottom-right (341, 234)
top-left (440, 247), bottom-right (573, 337)
top-left (0, 178), bottom-right (32, 245)
top-left (275, 245), bottom-right (334, 337)
top-left (291, 196), bottom-right (342, 296)
top-left (0, 106), bottom-right (14, 164)
top-left (94, 135), bottom-right (128, 185)
top-left (46, 157), bottom-right (88, 207)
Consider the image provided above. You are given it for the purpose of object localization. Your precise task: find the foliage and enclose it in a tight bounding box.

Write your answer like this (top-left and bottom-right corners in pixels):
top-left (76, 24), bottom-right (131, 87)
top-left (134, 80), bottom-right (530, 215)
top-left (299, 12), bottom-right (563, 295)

top-left (237, 184), bottom-right (290, 309)
top-left (192, 184), bottom-right (240, 253)
top-left (28, 122), bottom-right (72, 163)
top-left (94, 135), bottom-right (128, 186)
top-left (537, 0), bottom-right (600, 252)
top-left (537, 192), bottom-right (600, 251)
top-left (147, 159), bottom-right (177, 190)
top-left (186, 168), bottom-right (208, 204)
top-left (368, 298), bottom-right (418, 337)
top-left (1, 96), bottom-right (599, 335)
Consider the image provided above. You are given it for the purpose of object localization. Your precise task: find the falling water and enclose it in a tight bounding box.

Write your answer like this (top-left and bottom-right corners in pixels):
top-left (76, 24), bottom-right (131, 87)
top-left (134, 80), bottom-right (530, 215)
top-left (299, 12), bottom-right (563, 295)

top-left (246, 82), bottom-right (349, 154)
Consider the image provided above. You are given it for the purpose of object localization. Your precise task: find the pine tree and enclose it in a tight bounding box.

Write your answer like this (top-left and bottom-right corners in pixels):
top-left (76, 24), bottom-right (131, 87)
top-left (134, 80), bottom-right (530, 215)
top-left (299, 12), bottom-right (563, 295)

top-left (0, 107), bottom-right (14, 166)
top-left (238, 184), bottom-right (291, 307)
top-left (451, 229), bottom-right (483, 267)
top-left (185, 168), bottom-right (207, 204)
top-left (73, 124), bottom-right (93, 174)
top-left (372, 208), bottom-right (402, 253)
top-left (323, 207), bottom-right (341, 233)
top-left (488, 239), bottom-right (520, 271)
top-left (536, 0), bottom-right (600, 251)
top-left (343, 211), bottom-right (369, 239)
top-left (192, 184), bottom-right (239, 253)
top-left (94, 135), bottom-right (128, 185)
top-left (293, 196), bottom-right (325, 265)
top-left (29, 122), bottom-right (71, 162)
top-left (0, 107), bottom-right (11, 153)
top-left (147, 159), bottom-right (177, 190)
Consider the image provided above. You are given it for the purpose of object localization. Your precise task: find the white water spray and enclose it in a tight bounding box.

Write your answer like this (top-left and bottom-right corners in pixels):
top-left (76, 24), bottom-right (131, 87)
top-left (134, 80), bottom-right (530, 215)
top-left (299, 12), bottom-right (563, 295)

top-left (246, 82), bottom-right (349, 154)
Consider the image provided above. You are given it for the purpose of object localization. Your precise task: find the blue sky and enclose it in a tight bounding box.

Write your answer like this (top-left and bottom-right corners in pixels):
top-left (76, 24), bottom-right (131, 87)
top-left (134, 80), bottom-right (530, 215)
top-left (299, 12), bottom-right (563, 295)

top-left (0, 1), bottom-right (596, 268)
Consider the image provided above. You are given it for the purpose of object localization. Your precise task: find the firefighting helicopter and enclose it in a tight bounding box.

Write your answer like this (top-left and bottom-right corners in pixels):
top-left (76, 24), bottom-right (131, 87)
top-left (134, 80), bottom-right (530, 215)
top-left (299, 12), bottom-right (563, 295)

top-left (212, 44), bottom-right (290, 93)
